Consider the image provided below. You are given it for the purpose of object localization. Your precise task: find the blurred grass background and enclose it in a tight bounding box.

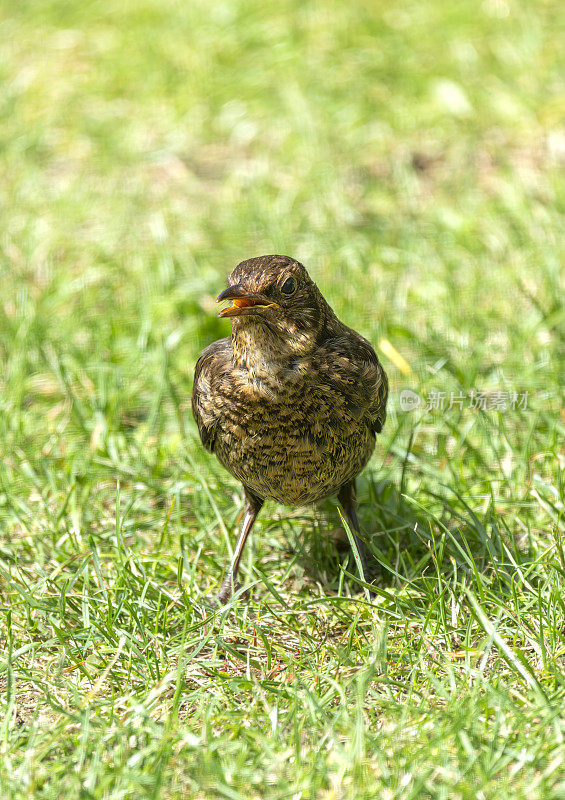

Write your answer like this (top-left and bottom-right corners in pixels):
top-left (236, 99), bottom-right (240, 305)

top-left (0, 0), bottom-right (564, 798)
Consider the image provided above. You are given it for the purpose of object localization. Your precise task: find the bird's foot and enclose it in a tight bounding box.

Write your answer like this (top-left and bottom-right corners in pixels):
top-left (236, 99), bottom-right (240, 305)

top-left (217, 578), bottom-right (253, 605)
top-left (217, 576), bottom-right (241, 605)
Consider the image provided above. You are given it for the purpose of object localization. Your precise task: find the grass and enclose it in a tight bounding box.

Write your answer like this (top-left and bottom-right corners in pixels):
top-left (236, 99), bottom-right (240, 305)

top-left (0, 0), bottom-right (564, 797)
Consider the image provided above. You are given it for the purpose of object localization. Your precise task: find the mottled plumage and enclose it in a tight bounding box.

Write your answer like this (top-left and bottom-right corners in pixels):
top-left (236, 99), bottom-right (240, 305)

top-left (192, 255), bottom-right (388, 603)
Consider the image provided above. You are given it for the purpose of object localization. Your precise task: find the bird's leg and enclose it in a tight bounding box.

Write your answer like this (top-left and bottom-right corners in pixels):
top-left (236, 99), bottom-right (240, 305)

top-left (218, 489), bottom-right (264, 605)
top-left (337, 480), bottom-right (371, 589)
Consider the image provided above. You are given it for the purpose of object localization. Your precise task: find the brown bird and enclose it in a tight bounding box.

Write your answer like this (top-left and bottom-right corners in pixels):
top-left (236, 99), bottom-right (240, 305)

top-left (192, 255), bottom-right (388, 604)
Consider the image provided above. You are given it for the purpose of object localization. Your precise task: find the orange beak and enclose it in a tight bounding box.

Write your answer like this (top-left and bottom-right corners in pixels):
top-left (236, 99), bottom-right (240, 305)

top-left (216, 284), bottom-right (279, 318)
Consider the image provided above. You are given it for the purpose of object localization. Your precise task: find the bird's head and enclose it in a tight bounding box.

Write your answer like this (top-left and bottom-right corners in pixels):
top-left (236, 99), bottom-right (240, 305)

top-left (217, 255), bottom-right (331, 361)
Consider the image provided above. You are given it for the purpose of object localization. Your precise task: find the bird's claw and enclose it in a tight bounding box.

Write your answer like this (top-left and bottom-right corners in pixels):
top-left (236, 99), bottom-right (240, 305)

top-left (218, 578), bottom-right (254, 605)
top-left (217, 577), bottom-right (240, 605)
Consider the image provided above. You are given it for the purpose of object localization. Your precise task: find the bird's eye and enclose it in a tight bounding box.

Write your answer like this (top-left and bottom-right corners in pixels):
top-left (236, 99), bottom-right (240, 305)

top-left (280, 276), bottom-right (297, 295)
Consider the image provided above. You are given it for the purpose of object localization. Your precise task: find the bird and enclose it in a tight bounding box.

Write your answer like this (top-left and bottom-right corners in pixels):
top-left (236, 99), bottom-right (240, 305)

top-left (192, 254), bottom-right (388, 604)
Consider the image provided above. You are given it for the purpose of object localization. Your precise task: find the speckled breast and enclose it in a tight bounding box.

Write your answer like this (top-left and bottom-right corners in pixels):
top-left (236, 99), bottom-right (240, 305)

top-left (213, 380), bottom-right (375, 506)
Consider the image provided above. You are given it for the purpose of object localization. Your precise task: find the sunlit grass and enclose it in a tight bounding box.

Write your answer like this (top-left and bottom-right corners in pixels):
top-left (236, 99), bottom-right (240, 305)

top-left (0, 0), bottom-right (564, 798)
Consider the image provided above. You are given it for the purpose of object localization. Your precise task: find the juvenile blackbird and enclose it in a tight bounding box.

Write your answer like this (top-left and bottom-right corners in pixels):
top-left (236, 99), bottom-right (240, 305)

top-left (192, 255), bottom-right (388, 604)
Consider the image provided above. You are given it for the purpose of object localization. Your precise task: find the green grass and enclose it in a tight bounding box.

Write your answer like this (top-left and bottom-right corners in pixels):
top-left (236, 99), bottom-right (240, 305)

top-left (1, 0), bottom-right (564, 797)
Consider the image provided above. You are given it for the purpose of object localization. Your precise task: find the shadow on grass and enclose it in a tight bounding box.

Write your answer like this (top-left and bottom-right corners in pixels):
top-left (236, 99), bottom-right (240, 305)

top-left (291, 476), bottom-right (534, 599)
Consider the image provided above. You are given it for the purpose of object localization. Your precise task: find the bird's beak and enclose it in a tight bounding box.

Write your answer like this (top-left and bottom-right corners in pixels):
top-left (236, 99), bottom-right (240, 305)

top-left (216, 284), bottom-right (279, 318)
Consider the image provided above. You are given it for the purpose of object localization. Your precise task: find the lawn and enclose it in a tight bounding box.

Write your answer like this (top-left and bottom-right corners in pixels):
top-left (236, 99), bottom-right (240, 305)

top-left (0, 0), bottom-right (564, 797)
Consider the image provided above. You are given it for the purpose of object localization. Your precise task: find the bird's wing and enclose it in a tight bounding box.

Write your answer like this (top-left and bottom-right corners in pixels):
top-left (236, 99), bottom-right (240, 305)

top-left (191, 337), bottom-right (232, 453)
top-left (318, 334), bottom-right (388, 434)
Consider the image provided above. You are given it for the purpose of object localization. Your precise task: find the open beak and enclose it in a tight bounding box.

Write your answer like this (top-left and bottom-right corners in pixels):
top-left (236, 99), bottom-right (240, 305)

top-left (216, 284), bottom-right (279, 318)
